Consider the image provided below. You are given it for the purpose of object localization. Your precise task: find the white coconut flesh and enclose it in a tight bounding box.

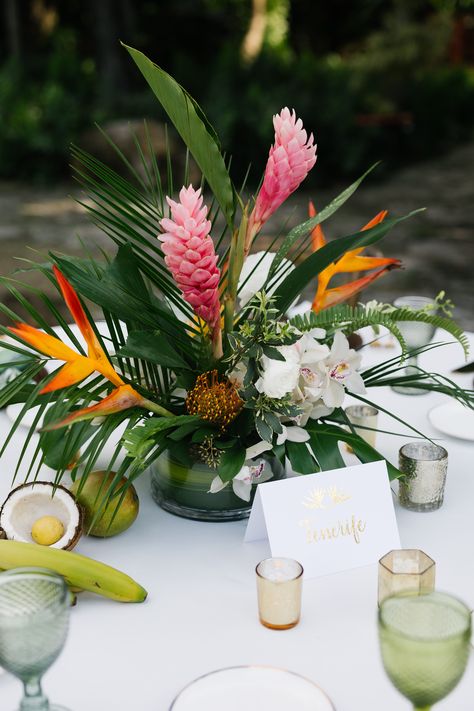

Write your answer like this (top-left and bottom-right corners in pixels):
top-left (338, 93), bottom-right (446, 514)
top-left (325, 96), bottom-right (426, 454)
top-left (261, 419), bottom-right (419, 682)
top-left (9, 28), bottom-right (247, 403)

top-left (0, 483), bottom-right (81, 549)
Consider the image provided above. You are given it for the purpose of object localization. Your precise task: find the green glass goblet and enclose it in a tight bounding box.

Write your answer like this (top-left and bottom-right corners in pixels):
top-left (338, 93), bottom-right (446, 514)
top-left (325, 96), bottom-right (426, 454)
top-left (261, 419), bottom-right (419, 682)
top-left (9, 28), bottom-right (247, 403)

top-left (0, 568), bottom-right (72, 711)
top-left (378, 591), bottom-right (471, 711)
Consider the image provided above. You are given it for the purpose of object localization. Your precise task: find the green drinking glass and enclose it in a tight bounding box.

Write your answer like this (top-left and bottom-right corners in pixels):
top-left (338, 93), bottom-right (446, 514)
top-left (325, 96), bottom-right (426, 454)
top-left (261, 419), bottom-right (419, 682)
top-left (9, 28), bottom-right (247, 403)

top-left (0, 568), bottom-right (72, 711)
top-left (378, 591), bottom-right (471, 711)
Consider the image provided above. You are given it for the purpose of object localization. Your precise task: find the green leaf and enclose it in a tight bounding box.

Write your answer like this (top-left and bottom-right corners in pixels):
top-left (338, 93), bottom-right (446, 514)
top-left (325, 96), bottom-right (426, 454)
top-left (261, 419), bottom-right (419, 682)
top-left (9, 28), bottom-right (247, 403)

top-left (118, 330), bottom-right (191, 370)
top-left (191, 426), bottom-right (220, 443)
top-left (168, 421), bottom-right (201, 441)
top-left (273, 209), bottom-right (424, 315)
top-left (53, 252), bottom-right (196, 358)
top-left (267, 163), bottom-right (379, 281)
top-left (255, 416), bottom-right (273, 443)
top-left (307, 422), bottom-right (401, 480)
top-left (123, 44), bottom-right (235, 227)
top-left (0, 362), bottom-right (46, 409)
top-left (122, 415), bottom-right (199, 461)
top-left (41, 421), bottom-right (96, 471)
top-left (262, 345), bottom-right (286, 361)
top-left (262, 410), bottom-right (283, 434)
top-left (286, 440), bottom-right (319, 474)
top-left (308, 430), bottom-right (346, 470)
top-left (218, 444), bottom-right (246, 483)
top-left (106, 243), bottom-right (149, 300)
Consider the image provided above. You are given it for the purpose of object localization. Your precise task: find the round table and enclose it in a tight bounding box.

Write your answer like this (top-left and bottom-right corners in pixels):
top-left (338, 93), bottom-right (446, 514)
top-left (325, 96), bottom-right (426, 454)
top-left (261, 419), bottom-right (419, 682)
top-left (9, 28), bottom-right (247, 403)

top-left (1, 332), bottom-right (473, 710)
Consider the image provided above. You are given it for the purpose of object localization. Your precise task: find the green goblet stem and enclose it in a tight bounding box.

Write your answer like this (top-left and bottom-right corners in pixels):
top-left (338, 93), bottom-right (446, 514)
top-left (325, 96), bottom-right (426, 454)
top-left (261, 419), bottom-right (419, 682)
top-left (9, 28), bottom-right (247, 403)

top-left (21, 677), bottom-right (49, 710)
top-left (414, 706), bottom-right (431, 711)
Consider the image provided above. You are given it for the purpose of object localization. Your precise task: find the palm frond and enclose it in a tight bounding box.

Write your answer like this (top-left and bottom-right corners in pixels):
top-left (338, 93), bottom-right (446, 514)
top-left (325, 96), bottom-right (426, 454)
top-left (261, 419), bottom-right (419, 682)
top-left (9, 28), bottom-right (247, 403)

top-left (290, 304), bottom-right (469, 356)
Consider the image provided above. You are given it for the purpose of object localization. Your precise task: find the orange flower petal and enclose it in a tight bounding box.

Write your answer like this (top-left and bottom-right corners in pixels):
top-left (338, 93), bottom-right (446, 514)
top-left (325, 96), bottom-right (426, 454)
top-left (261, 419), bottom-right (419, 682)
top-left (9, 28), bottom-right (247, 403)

top-left (53, 266), bottom-right (104, 361)
top-left (309, 201), bottom-right (326, 251)
top-left (310, 205), bottom-right (396, 311)
top-left (8, 324), bottom-right (78, 362)
top-left (42, 385), bottom-right (145, 430)
top-left (361, 210), bottom-right (388, 231)
top-left (335, 254), bottom-right (401, 274)
top-left (40, 358), bottom-right (96, 394)
top-left (313, 264), bottom-right (400, 311)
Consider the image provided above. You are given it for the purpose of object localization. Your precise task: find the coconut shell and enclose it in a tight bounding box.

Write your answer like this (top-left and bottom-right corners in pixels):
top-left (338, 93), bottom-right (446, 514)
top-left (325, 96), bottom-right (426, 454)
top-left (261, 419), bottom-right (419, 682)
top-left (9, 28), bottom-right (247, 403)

top-left (0, 481), bottom-right (84, 551)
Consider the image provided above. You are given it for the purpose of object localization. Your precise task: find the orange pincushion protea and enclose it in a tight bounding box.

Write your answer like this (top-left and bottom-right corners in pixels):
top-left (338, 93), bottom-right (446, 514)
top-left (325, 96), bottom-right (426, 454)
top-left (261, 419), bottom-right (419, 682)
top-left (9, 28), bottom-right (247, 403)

top-left (186, 370), bottom-right (243, 428)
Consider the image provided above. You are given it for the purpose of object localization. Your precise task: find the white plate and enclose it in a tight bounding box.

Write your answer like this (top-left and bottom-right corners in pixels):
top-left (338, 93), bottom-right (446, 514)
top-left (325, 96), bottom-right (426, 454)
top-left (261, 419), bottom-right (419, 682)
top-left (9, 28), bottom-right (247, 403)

top-left (170, 666), bottom-right (335, 711)
top-left (428, 401), bottom-right (474, 442)
top-left (5, 403), bottom-right (53, 430)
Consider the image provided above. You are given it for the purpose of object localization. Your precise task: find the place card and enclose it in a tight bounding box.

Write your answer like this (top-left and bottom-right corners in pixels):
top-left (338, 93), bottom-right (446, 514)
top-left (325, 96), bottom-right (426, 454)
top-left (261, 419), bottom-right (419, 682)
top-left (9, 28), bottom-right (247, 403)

top-left (245, 461), bottom-right (400, 579)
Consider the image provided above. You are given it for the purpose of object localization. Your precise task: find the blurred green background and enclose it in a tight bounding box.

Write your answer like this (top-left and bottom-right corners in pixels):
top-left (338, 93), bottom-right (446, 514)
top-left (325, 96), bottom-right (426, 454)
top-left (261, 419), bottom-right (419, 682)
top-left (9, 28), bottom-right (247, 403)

top-left (2, 0), bottom-right (474, 185)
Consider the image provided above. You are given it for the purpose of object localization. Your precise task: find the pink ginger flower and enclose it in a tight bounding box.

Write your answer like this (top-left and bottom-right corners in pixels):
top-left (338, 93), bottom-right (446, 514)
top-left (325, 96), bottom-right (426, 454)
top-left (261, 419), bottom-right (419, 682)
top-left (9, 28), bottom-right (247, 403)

top-left (159, 185), bottom-right (221, 331)
top-left (246, 108), bottom-right (317, 250)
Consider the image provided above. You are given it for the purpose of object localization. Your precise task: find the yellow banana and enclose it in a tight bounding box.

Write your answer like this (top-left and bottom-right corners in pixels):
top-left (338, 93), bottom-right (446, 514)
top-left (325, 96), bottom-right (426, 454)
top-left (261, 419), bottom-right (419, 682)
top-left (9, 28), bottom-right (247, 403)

top-left (0, 540), bottom-right (147, 603)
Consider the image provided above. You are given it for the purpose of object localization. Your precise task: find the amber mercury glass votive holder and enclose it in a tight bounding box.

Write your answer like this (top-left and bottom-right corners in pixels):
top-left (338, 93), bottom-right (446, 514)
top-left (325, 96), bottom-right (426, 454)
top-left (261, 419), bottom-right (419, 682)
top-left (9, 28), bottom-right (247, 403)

top-left (256, 557), bottom-right (303, 630)
top-left (378, 549), bottom-right (436, 606)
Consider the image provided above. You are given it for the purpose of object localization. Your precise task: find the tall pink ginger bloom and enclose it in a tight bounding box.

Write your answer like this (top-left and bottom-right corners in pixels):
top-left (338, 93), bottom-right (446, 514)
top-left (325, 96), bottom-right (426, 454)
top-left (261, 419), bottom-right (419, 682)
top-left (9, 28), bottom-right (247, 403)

top-left (246, 108), bottom-right (317, 252)
top-left (159, 186), bottom-right (222, 351)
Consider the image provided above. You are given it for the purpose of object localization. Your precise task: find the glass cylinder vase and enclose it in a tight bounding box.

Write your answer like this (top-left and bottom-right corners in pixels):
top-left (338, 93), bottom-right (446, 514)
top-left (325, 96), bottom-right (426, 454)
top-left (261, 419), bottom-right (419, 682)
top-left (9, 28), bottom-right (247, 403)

top-left (150, 450), bottom-right (284, 522)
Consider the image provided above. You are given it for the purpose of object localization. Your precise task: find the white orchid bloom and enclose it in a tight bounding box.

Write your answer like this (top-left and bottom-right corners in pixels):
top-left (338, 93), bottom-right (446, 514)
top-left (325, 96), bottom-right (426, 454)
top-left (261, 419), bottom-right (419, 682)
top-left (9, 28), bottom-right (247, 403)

top-left (209, 441), bottom-right (273, 496)
top-left (209, 461), bottom-right (273, 501)
top-left (316, 331), bottom-right (365, 408)
top-left (232, 461), bottom-right (273, 502)
top-left (238, 251), bottom-right (295, 309)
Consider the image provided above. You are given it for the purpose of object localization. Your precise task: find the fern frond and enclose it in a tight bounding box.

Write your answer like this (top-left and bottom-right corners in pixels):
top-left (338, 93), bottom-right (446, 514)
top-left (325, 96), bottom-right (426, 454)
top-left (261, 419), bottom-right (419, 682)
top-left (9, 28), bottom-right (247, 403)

top-left (289, 305), bottom-right (469, 357)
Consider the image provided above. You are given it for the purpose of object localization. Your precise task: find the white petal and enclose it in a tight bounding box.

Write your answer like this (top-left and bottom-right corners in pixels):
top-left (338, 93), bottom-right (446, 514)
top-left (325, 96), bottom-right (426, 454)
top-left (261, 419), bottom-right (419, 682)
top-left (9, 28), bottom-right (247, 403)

top-left (234, 466), bottom-right (252, 482)
top-left (246, 441), bottom-right (272, 459)
top-left (286, 300), bottom-right (312, 318)
top-left (276, 425), bottom-right (288, 445)
top-left (284, 425), bottom-right (310, 442)
top-left (346, 371), bottom-right (366, 394)
top-left (256, 347), bottom-right (300, 398)
top-left (330, 330), bottom-right (350, 362)
top-left (232, 477), bottom-right (252, 502)
top-left (253, 464), bottom-right (273, 485)
top-left (310, 402), bottom-right (334, 420)
top-left (237, 252), bottom-right (295, 308)
top-left (308, 327), bottom-right (326, 340)
top-left (322, 378), bottom-right (345, 408)
top-left (237, 252), bottom-right (273, 307)
top-left (209, 475), bottom-right (227, 494)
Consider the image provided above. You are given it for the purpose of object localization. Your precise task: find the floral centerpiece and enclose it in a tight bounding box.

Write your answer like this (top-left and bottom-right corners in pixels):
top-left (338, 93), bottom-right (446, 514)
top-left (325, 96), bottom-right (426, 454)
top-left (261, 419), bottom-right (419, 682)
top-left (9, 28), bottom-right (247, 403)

top-left (0, 45), bottom-right (471, 524)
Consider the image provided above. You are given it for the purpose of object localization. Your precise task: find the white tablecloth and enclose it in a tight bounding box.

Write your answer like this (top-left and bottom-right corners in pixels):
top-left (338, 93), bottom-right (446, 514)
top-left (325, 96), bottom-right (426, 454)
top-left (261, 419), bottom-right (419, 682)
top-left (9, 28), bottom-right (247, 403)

top-left (0, 331), bottom-right (473, 710)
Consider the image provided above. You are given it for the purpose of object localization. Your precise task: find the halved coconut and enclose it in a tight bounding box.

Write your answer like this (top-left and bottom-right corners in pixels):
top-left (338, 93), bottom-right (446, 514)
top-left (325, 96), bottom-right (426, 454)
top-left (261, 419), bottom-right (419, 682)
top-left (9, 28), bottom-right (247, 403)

top-left (0, 482), bottom-right (83, 550)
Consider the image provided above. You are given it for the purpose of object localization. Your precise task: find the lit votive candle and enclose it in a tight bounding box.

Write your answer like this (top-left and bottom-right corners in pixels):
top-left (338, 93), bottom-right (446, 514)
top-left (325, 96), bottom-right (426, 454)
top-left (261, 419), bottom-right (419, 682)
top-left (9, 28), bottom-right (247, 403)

top-left (345, 405), bottom-right (379, 447)
top-left (378, 549), bottom-right (435, 606)
top-left (256, 557), bottom-right (303, 630)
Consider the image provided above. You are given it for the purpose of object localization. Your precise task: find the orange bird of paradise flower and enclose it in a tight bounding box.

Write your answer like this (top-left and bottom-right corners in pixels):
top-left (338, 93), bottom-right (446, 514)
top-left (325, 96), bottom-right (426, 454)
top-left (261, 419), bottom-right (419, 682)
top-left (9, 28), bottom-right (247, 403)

top-left (8, 266), bottom-right (170, 430)
top-left (309, 202), bottom-right (401, 312)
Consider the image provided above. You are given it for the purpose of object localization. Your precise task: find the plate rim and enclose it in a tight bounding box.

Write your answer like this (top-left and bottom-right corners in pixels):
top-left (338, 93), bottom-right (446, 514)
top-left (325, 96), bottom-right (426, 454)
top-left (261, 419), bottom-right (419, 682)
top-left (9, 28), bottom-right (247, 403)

top-left (428, 402), bottom-right (474, 442)
top-left (169, 664), bottom-right (336, 710)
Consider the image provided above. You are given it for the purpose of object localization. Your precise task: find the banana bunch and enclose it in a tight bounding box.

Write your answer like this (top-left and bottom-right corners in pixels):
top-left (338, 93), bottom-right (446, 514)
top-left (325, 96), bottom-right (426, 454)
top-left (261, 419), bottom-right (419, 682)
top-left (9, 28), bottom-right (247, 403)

top-left (0, 540), bottom-right (147, 603)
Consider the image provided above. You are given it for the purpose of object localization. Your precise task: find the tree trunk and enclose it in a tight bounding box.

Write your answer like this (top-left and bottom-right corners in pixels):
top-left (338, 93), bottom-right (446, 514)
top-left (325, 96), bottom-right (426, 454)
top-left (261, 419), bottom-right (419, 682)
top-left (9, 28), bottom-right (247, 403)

top-left (241, 0), bottom-right (268, 64)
